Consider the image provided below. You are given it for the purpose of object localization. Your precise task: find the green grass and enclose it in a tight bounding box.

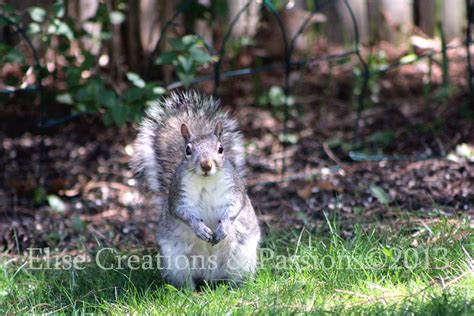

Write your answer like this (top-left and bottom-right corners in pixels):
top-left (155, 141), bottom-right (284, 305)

top-left (1, 215), bottom-right (473, 314)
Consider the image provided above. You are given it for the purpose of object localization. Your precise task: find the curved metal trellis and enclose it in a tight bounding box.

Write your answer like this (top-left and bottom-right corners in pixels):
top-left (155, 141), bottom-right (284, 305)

top-left (467, 0), bottom-right (474, 103)
top-left (214, 0), bottom-right (256, 98)
top-left (260, 0), bottom-right (291, 174)
top-left (1, 0), bottom-right (474, 173)
top-left (341, 0), bottom-right (369, 155)
top-left (0, 14), bottom-right (47, 187)
top-left (0, 15), bottom-right (44, 108)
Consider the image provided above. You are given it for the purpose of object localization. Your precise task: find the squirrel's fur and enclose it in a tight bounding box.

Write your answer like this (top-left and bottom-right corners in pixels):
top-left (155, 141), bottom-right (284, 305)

top-left (131, 91), bottom-right (245, 196)
top-left (131, 91), bottom-right (260, 289)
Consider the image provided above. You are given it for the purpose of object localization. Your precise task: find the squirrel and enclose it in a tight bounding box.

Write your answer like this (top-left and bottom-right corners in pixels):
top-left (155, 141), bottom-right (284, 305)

top-left (131, 91), bottom-right (261, 289)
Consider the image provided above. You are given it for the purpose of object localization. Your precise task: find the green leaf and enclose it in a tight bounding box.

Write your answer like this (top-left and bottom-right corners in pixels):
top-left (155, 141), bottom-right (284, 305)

top-left (169, 37), bottom-right (186, 51)
top-left (64, 66), bottom-right (81, 87)
top-left (123, 87), bottom-right (146, 103)
top-left (80, 52), bottom-right (95, 70)
top-left (177, 72), bottom-right (195, 88)
top-left (99, 30), bottom-right (112, 40)
top-left (268, 86), bottom-right (285, 107)
top-left (103, 111), bottom-right (113, 126)
top-left (152, 86), bottom-right (166, 95)
top-left (75, 87), bottom-right (89, 104)
top-left (53, 0), bottom-right (65, 18)
top-left (155, 52), bottom-right (177, 65)
top-left (126, 72), bottom-right (146, 88)
top-left (325, 137), bottom-right (343, 148)
top-left (27, 22), bottom-right (42, 35)
top-left (366, 131), bottom-right (395, 148)
top-left (72, 216), bottom-right (86, 232)
top-left (108, 105), bottom-right (130, 127)
top-left (55, 20), bottom-right (74, 40)
top-left (45, 231), bottom-right (61, 243)
top-left (296, 211), bottom-right (308, 224)
top-left (352, 206), bottom-right (363, 214)
top-left (178, 55), bottom-right (193, 72)
top-left (56, 93), bottom-right (74, 105)
top-left (370, 184), bottom-right (391, 205)
top-left (189, 46), bottom-right (213, 64)
top-left (75, 103), bottom-right (87, 112)
top-left (455, 143), bottom-right (474, 162)
top-left (182, 35), bottom-right (197, 47)
top-left (2, 4), bottom-right (15, 14)
top-left (237, 36), bottom-right (255, 47)
top-left (34, 186), bottom-right (47, 204)
top-left (47, 19), bottom-right (74, 40)
top-left (382, 247), bottom-right (394, 260)
top-left (88, 3), bottom-right (109, 23)
top-left (278, 133), bottom-right (298, 145)
top-left (399, 53), bottom-right (417, 65)
top-left (47, 195), bottom-right (66, 213)
top-left (1, 5), bottom-right (20, 24)
top-left (28, 7), bottom-right (47, 23)
top-left (98, 90), bottom-right (119, 108)
top-left (109, 11), bottom-right (125, 25)
top-left (0, 45), bottom-right (24, 63)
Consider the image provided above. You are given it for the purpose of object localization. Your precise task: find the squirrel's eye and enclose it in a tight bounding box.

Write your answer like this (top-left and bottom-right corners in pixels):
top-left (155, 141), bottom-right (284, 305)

top-left (218, 144), bottom-right (224, 154)
top-left (186, 144), bottom-right (192, 156)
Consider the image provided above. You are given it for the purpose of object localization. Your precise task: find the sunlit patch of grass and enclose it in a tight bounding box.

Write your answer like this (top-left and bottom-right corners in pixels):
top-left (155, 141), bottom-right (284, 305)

top-left (0, 214), bottom-right (472, 314)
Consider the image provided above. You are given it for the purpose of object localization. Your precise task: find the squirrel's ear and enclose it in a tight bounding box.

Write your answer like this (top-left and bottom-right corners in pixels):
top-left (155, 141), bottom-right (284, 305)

top-left (214, 121), bottom-right (223, 140)
top-left (181, 123), bottom-right (191, 142)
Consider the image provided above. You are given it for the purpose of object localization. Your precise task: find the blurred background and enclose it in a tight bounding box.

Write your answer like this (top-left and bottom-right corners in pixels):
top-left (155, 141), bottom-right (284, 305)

top-left (0, 0), bottom-right (473, 253)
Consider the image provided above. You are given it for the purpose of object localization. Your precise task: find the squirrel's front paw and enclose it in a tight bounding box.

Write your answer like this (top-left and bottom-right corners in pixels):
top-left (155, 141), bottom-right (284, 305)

top-left (192, 220), bottom-right (214, 243)
top-left (212, 220), bottom-right (229, 245)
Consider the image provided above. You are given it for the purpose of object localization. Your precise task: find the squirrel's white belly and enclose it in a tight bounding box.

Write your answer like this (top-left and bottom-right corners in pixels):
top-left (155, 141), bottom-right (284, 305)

top-left (182, 172), bottom-right (232, 230)
top-left (158, 172), bottom-right (256, 288)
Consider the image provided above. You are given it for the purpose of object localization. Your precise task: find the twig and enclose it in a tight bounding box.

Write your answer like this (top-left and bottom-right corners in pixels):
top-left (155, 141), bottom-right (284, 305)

top-left (322, 142), bottom-right (354, 174)
top-left (442, 269), bottom-right (473, 290)
top-left (334, 289), bottom-right (374, 301)
top-left (30, 303), bottom-right (51, 312)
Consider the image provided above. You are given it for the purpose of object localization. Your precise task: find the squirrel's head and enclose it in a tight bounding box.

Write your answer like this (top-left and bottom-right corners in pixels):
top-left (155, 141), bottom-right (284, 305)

top-left (180, 122), bottom-right (225, 177)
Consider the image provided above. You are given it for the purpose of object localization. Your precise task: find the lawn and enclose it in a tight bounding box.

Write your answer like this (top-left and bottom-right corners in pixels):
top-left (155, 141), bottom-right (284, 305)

top-left (1, 213), bottom-right (472, 314)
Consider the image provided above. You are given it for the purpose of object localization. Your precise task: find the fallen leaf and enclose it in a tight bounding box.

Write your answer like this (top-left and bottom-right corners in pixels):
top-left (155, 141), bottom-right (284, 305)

top-left (370, 184), bottom-right (391, 205)
top-left (315, 180), bottom-right (343, 192)
top-left (47, 195), bottom-right (66, 213)
top-left (297, 184), bottom-right (313, 200)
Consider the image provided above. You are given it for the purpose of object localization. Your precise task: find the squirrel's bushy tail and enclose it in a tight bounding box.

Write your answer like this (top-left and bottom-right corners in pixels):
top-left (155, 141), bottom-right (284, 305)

top-left (130, 90), bottom-right (245, 196)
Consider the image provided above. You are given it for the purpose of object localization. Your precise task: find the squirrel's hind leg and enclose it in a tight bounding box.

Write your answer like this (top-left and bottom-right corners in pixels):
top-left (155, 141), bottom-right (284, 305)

top-left (159, 239), bottom-right (199, 290)
top-left (159, 254), bottom-right (196, 290)
top-left (210, 237), bottom-right (259, 285)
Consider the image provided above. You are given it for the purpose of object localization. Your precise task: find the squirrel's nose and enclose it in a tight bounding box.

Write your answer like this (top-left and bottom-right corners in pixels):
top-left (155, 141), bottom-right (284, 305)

top-left (200, 159), bottom-right (213, 172)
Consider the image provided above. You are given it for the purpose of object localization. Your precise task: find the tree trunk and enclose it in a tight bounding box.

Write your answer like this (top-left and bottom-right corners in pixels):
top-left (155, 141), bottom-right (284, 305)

top-left (442, 0), bottom-right (466, 41)
top-left (140, 0), bottom-right (161, 57)
top-left (228, 0), bottom-right (260, 38)
top-left (139, 0), bottom-right (175, 81)
top-left (78, 0), bottom-right (101, 54)
top-left (195, 0), bottom-right (213, 48)
top-left (415, 0), bottom-right (436, 37)
top-left (379, 0), bottom-right (413, 44)
top-left (325, 0), bottom-right (369, 44)
top-left (125, 0), bottom-right (143, 72)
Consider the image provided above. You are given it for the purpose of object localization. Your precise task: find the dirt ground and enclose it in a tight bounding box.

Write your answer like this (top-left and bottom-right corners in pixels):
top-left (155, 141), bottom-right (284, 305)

top-left (1, 47), bottom-right (473, 254)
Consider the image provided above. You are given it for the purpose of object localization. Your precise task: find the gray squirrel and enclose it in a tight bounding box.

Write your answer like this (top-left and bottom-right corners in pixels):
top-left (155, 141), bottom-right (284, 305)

top-left (131, 91), bottom-right (261, 289)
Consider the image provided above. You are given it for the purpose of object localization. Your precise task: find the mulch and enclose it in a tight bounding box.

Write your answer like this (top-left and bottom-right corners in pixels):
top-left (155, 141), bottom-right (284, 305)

top-left (1, 47), bottom-right (473, 255)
